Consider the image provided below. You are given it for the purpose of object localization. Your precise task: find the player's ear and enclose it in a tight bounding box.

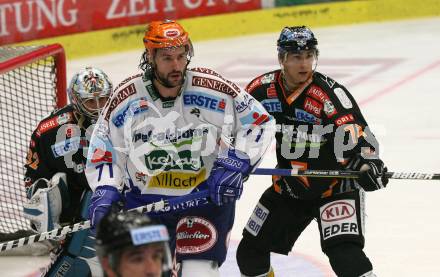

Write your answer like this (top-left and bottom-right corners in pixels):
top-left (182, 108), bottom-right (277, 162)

top-left (100, 257), bottom-right (117, 277)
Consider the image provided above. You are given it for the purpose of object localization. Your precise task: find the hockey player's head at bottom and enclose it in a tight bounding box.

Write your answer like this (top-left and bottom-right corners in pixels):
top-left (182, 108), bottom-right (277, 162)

top-left (68, 66), bottom-right (113, 122)
top-left (140, 19), bottom-right (194, 92)
top-left (277, 26), bottom-right (319, 89)
top-left (95, 209), bottom-right (172, 277)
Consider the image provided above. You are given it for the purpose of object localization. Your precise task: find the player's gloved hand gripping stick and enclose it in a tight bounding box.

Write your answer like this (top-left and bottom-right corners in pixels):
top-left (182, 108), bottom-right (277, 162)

top-left (3, 166), bottom-right (437, 251)
top-left (0, 190), bottom-right (209, 252)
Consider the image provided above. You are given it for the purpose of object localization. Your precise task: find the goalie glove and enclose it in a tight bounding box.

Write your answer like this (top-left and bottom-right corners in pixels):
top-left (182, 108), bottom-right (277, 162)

top-left (207, 150), bottom-right (252, 206)
top-left (23, 173), bottom-right (70, 234)
top-left (346, 154), bottom-right (389, 191)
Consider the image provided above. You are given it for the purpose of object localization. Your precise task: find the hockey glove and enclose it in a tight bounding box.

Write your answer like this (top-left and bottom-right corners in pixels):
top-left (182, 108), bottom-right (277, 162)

top-left (347, 155), bottom-right (389, 191)
top-left (88, 185), bottom-right (122, 234)
top-left (23, 173), bottom-right (70, 233)
top-left (207, 150), bottom-right (252, 206)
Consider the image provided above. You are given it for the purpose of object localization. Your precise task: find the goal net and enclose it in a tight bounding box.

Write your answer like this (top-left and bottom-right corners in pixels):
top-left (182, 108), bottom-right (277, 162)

top-left (0, 44), bottom-right (67, 235)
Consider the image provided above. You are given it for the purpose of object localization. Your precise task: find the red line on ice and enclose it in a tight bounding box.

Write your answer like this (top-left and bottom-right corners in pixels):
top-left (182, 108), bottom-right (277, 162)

top-left (360, 60), bottom-right (440, 106)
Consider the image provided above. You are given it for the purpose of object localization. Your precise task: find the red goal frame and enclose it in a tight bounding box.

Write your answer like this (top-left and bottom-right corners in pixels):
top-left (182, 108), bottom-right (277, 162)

top-left (0, 43), bottom-right (67, 108)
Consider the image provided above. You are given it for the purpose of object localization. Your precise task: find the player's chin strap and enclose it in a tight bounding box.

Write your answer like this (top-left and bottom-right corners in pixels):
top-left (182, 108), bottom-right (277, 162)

top-left (0, 190), bottom-right (209, 252)
top-left (252, 168), bottom-right (440, 180)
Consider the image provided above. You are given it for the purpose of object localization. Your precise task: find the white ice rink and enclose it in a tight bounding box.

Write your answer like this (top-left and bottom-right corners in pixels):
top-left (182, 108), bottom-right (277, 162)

top-left (2, 17), bottom-right (440, 276)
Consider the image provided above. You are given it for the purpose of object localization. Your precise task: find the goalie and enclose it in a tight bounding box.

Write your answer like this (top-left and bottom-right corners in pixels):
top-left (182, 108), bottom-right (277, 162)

top-left (22, 67), bottom-right (112, 276)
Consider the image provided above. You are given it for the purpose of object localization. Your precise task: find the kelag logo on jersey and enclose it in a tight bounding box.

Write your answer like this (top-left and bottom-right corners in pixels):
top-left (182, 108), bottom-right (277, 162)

top-left (294, 109), bottom-right (322, 124)
top-left (183, 92), bottom-right (225, 113)
top-left (112, 98), bottom-right (149, 127)
top-left (261, 99), bottom-right (282, 113)
top-left (144, 150), bottom-right (203, 172)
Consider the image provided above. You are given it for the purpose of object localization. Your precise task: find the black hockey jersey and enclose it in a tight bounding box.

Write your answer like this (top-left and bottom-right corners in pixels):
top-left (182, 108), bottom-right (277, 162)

top-left (247, 70), bottom-right (379, 199)
top-left (24, 105), bottom-right (92, 223)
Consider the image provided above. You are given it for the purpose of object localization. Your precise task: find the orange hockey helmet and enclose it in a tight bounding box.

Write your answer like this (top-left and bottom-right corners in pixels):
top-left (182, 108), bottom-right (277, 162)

top-left (143, 20), bottom-right (193, 56)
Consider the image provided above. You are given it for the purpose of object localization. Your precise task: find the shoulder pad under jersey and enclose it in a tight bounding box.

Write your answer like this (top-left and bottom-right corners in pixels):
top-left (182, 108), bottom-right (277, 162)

top-left (35, 106), bottom-right (75, 137)
top-left (188, 67), bottom-right (241, 98)
top-left (246, 70), bottom-right (278, 94)
top-left (113, 73), bottom-right (143, 92)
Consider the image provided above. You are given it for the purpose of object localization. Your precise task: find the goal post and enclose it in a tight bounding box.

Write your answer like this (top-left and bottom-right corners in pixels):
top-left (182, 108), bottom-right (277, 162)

top-left (0, 44), bottom-right (67, 235)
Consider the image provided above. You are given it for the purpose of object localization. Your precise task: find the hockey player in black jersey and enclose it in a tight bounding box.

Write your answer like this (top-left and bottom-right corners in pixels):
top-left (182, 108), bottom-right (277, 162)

top-left (236, 26), bottom-right (389, 277)
top-left (23, 67), bottom-right (112, 276)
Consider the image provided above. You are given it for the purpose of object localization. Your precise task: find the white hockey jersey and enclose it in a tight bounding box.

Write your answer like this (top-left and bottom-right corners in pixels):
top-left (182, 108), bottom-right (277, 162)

top-left (85, 67), bottom-right (275, 204)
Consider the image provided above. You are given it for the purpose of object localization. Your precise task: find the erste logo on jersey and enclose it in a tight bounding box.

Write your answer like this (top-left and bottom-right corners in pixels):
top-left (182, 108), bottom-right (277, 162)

top-left (183, 92), bottom-right (226, 113)
top-left (320, 200), bottom-right (359, 240)
top-left (266, 84), bottom-right (277, 98)
top-left (261, 99), bottom-right (282, 113)
top-left (112, 97), bottom-right (149, 128)
top-left (294, 109), bottom-right (322, 124)
top-left (51, 136), bottom-right (88, 158)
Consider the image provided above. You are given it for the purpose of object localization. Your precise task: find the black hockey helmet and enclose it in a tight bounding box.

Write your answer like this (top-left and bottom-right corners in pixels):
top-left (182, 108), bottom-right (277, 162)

top-left (277, 26), bottom-right (318, 58)
top-left (95, 209), bottom-right (172, 273)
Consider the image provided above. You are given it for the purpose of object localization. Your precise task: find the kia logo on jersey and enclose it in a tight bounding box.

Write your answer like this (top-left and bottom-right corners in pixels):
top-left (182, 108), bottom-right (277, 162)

top-left (320, 201), bottom-right (355, 222)
top-left (320, 199), bottom-right (359, 240)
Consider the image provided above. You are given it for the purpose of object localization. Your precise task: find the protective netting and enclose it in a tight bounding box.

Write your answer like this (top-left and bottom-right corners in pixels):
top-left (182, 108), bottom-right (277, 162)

top-left (0, 46), bottom-right (60, 234)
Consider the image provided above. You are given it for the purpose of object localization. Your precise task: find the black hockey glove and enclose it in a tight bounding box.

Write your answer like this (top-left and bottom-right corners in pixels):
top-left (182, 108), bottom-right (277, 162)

top-left (347, 155), bottom-right (389, 191)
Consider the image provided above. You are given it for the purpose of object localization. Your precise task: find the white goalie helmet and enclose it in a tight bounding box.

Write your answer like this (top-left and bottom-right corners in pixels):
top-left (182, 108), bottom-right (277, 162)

top-left (68, 67), bottom-right (113, 120)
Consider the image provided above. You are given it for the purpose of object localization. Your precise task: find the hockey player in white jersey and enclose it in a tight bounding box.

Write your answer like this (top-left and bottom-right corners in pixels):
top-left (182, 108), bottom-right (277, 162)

top-left (85, 20), bottom-right (275, 276)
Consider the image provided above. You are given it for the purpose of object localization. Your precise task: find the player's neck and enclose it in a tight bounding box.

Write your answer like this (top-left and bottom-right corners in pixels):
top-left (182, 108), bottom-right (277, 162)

top-left (282, 72), bottom-right (312, 93)
top-left (282, 74), bottom-right (301, 92)
top-left (153, 79), bottom-right (181, 98)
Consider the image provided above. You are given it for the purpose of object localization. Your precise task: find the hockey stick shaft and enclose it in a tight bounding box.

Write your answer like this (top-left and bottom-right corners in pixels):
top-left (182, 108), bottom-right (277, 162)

top-left (0, 190), bottom-right (209, 252)
top-left (253, 168), bottom-right (440, 180)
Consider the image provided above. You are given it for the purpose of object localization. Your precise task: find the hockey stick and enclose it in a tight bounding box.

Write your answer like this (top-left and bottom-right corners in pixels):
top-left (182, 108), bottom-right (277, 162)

top-left (0, 190), bottom-right (209, 252)
top-left (253, 168), bottom-right (440, 180)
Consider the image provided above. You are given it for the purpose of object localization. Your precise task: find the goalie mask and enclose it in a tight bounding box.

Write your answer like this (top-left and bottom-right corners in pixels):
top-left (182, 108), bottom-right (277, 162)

top-left (96, 210), bottom-right (172, 276)
top-left (277, 26), bottom-right (319, 61)
top-left (68, 67), bottom-right (113, 120)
